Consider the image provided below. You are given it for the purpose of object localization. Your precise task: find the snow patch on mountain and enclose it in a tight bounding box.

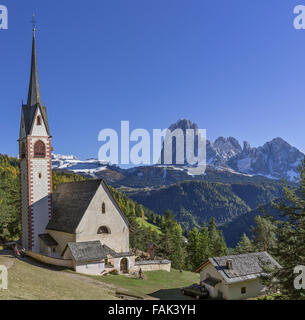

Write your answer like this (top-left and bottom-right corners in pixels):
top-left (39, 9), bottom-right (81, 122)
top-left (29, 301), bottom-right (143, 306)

top-left (52, 154), bottom-right (109, 176)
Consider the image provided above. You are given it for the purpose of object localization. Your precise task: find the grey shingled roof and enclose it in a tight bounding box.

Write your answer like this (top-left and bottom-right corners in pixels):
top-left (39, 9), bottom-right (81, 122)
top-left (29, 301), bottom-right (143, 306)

top-left (38, 233), bottom-right (58, 247)
top-left (27, 31), bottom-right (41, 107)
top-left (101, 244), bottom-right (133, 258)
top-left (46, 180), bottom-right (101, 233)
top-left (68, 241), bottom-right (106, 263)
top-left (22, 104), bottom-right (50, 136)
top-left (208, 252), bottom-right (281, 284)
top-left (46, 179), bottom-right (129, 234)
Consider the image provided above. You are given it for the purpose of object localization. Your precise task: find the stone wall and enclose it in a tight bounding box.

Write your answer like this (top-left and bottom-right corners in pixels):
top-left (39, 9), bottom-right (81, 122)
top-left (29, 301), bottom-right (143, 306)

top-left (75, 261), bottom-right (105, 275)
top-left (25, 250), bottom-right (73, 268)
top-left (133, 260), bottom-right (171, 272)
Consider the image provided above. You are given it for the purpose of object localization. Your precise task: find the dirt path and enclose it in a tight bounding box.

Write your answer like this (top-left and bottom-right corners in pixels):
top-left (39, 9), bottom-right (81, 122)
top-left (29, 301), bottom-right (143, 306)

top-left (0, 249), bottom-right (15, 269)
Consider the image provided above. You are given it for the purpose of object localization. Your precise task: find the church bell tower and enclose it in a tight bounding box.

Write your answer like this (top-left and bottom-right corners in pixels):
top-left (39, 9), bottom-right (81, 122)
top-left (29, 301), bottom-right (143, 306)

top-left (19, 26), bottom-right (52, 252)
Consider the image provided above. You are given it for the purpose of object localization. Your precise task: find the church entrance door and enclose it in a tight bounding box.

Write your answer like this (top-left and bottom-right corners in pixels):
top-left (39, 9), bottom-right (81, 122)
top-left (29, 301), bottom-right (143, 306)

top-left (120, 258), bottom-right (128, 273)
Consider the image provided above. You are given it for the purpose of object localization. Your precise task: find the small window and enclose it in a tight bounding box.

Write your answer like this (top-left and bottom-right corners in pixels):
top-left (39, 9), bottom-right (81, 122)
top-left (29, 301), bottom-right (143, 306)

top-left (38, 173), bottom-right (42, 179)
top-left (37, 115), bottom-right (41, 125)
top-left (241, 287), bottom-right (246, 294)
top-left (102, 202), bottom-right (106, 214)
top-left (97, 226), bottom-right (110, 234)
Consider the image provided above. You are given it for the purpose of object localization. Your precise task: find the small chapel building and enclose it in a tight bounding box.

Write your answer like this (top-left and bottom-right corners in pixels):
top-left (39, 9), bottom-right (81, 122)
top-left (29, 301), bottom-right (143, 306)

top-left (18, 26), bottom-right (170, 275)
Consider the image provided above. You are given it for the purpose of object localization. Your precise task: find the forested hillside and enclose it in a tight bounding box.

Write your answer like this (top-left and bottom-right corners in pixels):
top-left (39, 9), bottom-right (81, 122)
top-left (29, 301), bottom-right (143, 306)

top-left (126, 180), bottom-right (283, 232)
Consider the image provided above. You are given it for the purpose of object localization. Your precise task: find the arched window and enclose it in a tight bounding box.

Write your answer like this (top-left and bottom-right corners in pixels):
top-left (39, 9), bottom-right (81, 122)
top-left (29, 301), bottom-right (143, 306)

top-left (37, 115), bottom-right (42, 125)
top-left (97, 226), bottom-right (111, 234)
top-left (21, 142), bottom-right (26, 159)
top-left (34, 140), bottom-right (46, 158)
top-left (102, 202), bottom-right (106, 214)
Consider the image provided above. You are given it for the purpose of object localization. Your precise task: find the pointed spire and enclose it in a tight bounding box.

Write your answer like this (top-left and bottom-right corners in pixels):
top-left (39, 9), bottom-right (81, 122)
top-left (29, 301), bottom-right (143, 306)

top-left (27, 26), bottom-right (42, 106)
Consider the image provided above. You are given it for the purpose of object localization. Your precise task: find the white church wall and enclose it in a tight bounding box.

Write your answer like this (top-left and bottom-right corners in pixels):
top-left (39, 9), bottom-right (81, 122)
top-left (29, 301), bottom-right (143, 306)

top-left (76, 183), bottom-right (129, 253)
top-left (31, 108), bottom-right (48, 136)
top-left (30, 136), bottom-right (52, 252)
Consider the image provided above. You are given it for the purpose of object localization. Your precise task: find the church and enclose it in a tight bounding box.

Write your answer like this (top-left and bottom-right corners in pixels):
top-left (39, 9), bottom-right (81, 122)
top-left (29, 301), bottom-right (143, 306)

top-left (18, 27), bottom-right (172, 275)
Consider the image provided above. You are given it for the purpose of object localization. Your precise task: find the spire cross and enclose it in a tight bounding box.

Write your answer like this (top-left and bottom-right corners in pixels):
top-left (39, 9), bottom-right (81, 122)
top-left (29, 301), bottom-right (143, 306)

top-left (30, 14), bottom-right (37, 32)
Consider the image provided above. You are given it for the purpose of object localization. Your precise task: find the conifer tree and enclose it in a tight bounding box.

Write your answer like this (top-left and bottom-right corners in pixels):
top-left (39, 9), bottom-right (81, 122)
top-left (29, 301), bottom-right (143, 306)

top-left (187, 227), bottom-right (201, 270)
top-left (199, 224), bottom-right (210, 261)
top-left (252, 215), bottom-right (277, 252)
top-left (235, 233), bottom-right (254, 254)
top-left (261, 159), bottom-right (305, 299)
top-left (208, 218), bottom-right (228, 256)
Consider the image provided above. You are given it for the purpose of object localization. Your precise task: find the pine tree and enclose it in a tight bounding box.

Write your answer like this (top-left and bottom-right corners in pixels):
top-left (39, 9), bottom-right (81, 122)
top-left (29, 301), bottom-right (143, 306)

top-left (199, 224), bottom-right (210, 261)
top-left (252, 215), bottom-right (277, 252)
top-left (208, 218), bottom-right (228, 256)
top-left (261, 159), bottom-right (305, 299)
top-left (159, 210), bottom-right (184, 269)
top-left (235, 233), bottom-right (254, 254)
top-left (170, 223), bottom-right (184, 270)
top-left (187, 227), bottom-right (201, 270)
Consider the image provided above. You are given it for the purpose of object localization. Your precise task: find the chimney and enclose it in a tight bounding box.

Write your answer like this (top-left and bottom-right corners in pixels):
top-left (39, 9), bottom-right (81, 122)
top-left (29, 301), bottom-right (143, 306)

top-left (226, 259), bottom-right (233, 270)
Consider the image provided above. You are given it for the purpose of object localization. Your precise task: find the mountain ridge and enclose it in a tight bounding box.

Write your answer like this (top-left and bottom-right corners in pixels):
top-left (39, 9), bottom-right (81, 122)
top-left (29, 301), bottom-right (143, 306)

top-left (52, 119), bottom-right (304, 183)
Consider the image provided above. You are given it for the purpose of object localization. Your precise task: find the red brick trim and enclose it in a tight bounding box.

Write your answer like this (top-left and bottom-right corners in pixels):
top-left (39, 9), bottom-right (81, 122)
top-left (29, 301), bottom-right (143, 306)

top-left (48, 138), bottom-right (53, 219)
top-left (27, 136), bottom-right (33, 250)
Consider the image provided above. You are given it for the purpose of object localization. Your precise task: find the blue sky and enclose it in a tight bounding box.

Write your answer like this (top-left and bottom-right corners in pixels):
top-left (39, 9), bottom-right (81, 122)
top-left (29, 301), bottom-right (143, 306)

top-left (1, 0), bottom-right (305, 160)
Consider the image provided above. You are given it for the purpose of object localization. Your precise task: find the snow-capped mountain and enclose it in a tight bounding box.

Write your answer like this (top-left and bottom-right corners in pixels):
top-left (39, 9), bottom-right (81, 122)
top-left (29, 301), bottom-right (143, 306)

top-left (52, 119), bottom-right (304, 183)
top-left (227, 138), bottom-right (304, 181)
top-left (160, 119), bottom-right (304, 182)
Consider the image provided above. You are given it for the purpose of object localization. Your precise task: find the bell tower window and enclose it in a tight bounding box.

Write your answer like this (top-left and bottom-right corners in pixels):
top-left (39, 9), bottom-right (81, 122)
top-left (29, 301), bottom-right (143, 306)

top-left (34, 140), bottom-right (46, 158)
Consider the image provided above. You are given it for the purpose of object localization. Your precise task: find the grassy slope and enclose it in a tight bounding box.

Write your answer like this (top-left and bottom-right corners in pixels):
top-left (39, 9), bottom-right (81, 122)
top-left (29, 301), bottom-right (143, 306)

top-left (0, 249), bottom-right (199, 300)
top-left (90, 269), bottom-right (199, 300)
top-left (136, 217), bottom-right (162, 234)
top-left (0, 254), bottom-right (116, 300)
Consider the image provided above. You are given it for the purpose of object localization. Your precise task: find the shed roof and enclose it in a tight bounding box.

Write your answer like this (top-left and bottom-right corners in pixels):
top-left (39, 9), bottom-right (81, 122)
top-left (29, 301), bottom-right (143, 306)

top-left (101, 244), bottom-right (133, 258)
top-left (38, 233), bottom-right (58, 247)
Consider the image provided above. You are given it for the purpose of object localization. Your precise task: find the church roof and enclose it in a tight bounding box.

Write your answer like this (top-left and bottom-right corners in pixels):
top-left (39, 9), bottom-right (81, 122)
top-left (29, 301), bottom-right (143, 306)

top-left (46, 179), bottom-right (129, 233)
top-left (22, 29), bottom-right (50, 136)
top-left (27, 29), bottom-right (41, 106)
top-left (22, 104), bottom-right (50, 136)
top-left (67, 241), bottom-right (107, 263)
